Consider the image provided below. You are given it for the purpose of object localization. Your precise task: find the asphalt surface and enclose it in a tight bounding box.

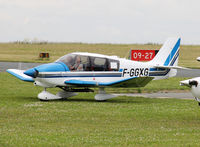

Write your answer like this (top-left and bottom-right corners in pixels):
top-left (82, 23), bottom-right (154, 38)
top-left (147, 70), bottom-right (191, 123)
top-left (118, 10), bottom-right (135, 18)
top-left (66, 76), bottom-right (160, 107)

top-left (0, 62), bottom-right (42, 72)
top-left (114, 92), bottom-right (194, 100)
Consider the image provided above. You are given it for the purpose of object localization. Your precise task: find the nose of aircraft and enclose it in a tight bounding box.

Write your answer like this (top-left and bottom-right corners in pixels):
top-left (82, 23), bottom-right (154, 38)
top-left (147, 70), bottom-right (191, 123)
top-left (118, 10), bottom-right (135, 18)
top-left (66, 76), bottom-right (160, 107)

top-left (24, 62), bottom-right (69, 78)
top-left (24, 68), bottom-right (38, 78)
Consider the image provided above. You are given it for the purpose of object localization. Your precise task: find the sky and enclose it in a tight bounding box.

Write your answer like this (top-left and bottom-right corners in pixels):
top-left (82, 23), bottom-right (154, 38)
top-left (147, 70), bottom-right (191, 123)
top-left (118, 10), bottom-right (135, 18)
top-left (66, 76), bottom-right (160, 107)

top-left (0, 0), bottom-right (200, 44)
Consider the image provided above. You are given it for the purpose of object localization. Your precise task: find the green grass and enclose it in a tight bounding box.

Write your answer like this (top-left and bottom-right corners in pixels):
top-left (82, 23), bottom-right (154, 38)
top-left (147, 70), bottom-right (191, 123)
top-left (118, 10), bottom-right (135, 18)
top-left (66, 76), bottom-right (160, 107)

top-left (0, 73), bottom-right (199, 146)
top-left (0, 43), bottom-right (200, 68)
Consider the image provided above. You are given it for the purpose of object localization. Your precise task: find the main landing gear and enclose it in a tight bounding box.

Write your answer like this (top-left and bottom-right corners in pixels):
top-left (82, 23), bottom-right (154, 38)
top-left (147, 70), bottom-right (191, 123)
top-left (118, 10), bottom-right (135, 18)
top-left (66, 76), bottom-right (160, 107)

top-left (38, 88), bottom-right (77, 101)
top-left (94, 87), bottom-right (116, 101)
top-left (38, 87), bottom-right (116, 101)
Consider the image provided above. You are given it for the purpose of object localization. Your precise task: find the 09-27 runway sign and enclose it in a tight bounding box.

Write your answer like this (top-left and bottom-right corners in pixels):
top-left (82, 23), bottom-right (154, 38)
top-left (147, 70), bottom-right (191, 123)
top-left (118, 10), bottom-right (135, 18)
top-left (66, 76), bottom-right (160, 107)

top-left (130, 50), bottom-right (159, 61)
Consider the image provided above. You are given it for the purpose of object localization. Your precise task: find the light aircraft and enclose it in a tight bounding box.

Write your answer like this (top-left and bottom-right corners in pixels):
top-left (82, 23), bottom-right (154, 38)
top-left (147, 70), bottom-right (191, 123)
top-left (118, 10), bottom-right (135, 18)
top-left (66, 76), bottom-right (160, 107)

top-left (7, 37), bottom-right (185, 101)
top-left (180, 57), bottom-right (200, 105)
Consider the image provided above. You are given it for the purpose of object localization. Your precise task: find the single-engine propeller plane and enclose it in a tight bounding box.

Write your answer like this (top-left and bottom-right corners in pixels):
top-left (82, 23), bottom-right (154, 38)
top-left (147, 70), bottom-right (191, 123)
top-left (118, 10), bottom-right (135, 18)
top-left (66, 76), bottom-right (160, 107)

top-left (7, 37), bottom-right (185, 101)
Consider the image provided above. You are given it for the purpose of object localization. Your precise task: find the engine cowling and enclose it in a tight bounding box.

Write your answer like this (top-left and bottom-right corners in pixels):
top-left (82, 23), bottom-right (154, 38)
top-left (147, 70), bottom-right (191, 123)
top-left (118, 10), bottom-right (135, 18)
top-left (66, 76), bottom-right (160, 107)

top-left (191, 84), bottom-right (200, 98)
top-left (188, 80), bottom-right (200, 98)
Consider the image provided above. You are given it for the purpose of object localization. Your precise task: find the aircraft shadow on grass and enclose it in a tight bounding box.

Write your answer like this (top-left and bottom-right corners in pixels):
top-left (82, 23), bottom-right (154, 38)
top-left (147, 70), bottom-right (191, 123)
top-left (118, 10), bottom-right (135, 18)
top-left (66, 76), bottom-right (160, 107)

top-left (19, 95), bottom-right (158, 104)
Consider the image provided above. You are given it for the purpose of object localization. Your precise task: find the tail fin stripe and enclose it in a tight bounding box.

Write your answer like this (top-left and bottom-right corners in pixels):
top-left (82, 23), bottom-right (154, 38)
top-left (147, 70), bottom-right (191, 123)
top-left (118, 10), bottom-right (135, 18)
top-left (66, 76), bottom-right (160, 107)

top-left (170, 51), bottom-right (179, 66)
top-left (164, 38), bottom-right (180, 66)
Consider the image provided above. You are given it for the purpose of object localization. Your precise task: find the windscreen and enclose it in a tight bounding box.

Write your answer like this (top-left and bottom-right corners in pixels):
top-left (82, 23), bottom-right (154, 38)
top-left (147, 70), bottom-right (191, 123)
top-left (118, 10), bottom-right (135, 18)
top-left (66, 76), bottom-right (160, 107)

top-left (56, 54), bottom-right (76, 69)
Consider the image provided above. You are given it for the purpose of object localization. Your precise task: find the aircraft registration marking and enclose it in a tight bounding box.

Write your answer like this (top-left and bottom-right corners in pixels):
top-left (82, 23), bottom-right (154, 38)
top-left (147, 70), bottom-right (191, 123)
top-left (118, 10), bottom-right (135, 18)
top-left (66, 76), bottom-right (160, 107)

top-left (122, 68), bottom-right (149, 77)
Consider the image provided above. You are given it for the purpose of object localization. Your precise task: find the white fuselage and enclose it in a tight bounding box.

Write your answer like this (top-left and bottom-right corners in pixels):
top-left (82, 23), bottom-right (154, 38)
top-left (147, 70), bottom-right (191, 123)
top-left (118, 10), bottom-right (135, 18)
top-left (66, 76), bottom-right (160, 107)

top-left (34, 57), bottom-right (172, 88)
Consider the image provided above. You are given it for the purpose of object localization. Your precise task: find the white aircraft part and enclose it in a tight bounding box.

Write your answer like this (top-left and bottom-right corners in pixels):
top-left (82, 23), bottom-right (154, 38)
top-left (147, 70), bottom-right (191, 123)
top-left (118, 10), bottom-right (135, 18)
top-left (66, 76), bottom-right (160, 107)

top-left (153, 65), bottom-right (188, 70)
top-left (191, 86), bottom-right (200, 98)
top-left (180, 77), bottom-right (200, 86)
top-left (38, 90), bottom-right (63, 100)
top-left (38, 90), bottom-right (77, 100)
top-left (7, 69), bottom-right (34, 82)
top-left (180, 78), bottom-right (200, 102)
top-left (95, 94), bottom-right (116, 101)
top-left (180, 79), bottom-right (190, 86)
top-left (149, 37), bottom-right (180, 65)
top-left (34, 81), bottom-right (52, 88)
top-left (95, 87), bottom-right (116, 101)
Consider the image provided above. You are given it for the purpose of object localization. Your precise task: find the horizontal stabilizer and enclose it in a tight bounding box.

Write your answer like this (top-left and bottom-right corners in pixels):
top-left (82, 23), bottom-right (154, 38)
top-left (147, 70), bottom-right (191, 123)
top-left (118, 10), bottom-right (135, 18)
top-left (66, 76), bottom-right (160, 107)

top-left (153, 65), bottom-right (189, 70)
top-left (7, 69), bottom-right (34, 82)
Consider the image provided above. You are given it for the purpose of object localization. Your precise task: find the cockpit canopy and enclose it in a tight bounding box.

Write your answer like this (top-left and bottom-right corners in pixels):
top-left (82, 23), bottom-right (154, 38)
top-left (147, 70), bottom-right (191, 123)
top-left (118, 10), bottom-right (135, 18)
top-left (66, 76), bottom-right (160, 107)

top-left (56, 53), bottom-right (119, 71)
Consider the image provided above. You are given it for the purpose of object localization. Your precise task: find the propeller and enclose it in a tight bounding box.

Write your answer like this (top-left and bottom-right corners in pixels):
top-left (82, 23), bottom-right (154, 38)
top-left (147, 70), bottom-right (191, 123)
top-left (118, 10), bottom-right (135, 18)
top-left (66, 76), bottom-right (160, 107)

top-left (24, 68), bottom-right (39, 78)
top-left (33, 69), bottom-right (39, 78)
top-left (189, 80), bottom-right (198, 87)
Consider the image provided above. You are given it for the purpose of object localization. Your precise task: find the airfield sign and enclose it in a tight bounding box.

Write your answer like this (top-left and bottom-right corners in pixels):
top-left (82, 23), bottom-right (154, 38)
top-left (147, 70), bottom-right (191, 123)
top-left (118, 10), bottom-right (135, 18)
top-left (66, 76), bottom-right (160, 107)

top-left (130, 50), bottom-right (159, 61)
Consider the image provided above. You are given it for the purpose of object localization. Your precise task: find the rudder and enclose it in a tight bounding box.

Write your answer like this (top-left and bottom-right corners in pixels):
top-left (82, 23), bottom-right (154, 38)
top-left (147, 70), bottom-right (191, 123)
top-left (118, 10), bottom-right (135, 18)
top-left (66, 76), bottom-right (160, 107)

top-left (149, 37), bottom-right (181, 66)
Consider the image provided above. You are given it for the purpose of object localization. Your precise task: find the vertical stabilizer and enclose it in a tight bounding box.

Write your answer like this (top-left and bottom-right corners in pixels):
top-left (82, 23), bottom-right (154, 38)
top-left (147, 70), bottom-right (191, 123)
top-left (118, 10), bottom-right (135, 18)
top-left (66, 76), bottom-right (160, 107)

top-left (149, 37), bottom-right (180, 66)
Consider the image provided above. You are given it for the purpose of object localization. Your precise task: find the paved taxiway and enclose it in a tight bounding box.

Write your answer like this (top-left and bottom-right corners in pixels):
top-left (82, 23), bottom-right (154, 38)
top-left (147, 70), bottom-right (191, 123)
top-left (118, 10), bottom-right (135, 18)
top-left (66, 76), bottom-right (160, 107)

top-left (115, 92), bottom-right (193, 100)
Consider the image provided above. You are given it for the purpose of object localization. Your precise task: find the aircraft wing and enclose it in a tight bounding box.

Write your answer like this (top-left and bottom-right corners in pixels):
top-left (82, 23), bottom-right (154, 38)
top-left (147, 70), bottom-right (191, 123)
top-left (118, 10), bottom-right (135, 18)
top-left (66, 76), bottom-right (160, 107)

top-left (65, 76), bottom-right (154, 87)
top-left (7, 69), bottom-right (34, 82)
top-left (153, 65), bottom-right (189, 70)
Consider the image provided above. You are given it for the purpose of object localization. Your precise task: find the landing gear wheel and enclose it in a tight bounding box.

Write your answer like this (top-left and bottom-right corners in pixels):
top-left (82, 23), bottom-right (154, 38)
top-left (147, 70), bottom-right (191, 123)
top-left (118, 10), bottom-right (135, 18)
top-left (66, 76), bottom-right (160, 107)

top-left (94, 87), bottom-right (116, 101)
top-left (38, 88), bottom-right (77, 101)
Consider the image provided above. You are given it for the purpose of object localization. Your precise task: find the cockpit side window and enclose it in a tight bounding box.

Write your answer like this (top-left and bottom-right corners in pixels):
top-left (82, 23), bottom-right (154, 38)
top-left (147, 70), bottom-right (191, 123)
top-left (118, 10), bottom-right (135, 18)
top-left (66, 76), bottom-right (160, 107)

top-left (73, 55), bottom-right (90, 71)
top-left (90, 57), bottom-right (119, 71)
top-left (108, 59), bottom-right (119, 71)
top-left (56, 54), bottom-right (120, 72)
top-left (89, 57), bottom-right (107, 71)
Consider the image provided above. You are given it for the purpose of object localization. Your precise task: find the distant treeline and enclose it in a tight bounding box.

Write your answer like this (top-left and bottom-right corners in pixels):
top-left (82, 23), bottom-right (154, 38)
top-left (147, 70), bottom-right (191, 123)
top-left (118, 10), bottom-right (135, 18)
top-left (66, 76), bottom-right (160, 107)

top-left (11, 41), bottom-right (161, 45)
top-left (12, 41), bottom-right (48, 44)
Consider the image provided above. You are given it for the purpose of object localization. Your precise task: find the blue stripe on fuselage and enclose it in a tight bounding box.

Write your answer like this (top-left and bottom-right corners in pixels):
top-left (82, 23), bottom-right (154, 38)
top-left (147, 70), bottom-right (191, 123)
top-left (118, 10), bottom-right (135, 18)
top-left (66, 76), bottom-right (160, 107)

top-left (41, 75), bottom-right (122, 78)
top-left (149, 68), bottom-right (166, 71)
top-left (38, 74), bottom-right (122, 78)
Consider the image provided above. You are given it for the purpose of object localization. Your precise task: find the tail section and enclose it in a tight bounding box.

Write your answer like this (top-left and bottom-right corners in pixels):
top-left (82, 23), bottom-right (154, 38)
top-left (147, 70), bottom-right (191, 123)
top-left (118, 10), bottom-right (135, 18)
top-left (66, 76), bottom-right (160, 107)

top-left (150, 37), bottom-right (180, 66)
top-left (149, 37), bottom-right (181, 79)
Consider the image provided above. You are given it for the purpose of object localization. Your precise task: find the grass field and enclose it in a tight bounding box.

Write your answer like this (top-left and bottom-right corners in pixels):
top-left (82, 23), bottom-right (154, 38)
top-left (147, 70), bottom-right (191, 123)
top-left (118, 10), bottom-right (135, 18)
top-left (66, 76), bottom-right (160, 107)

top-left (1, 73), bottom-right (200, 146)
top-left (0, 43), bottom-right (200, 68)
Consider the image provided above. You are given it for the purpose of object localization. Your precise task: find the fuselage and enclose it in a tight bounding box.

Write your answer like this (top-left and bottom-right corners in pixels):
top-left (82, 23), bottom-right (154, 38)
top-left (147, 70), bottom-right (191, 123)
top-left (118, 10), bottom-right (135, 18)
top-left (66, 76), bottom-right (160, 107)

top-left (25, 52), bottom-right (171, 88)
